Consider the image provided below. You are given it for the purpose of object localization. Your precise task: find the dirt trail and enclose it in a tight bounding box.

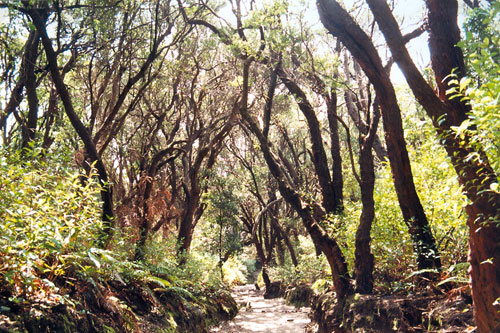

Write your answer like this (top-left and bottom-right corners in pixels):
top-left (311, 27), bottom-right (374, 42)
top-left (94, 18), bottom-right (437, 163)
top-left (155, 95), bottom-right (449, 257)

top-left (210, 284), bottom-right (311, 333)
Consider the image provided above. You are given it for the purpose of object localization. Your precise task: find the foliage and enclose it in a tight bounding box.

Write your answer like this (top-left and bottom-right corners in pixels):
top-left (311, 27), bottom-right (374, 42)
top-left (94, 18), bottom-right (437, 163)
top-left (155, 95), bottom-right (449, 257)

top-left (268, 235), bottom-right (329, 286)
top-left (140, 233), bottom-right (226, 293)
top-left (372, 101), bottom-right (469, 289)
top-left (0, 145), bottom-right (231, 315)
top-left (461, 3), bottom-right (500, 79)
top-left (450, 5), bottom-right (500, 175)
top-left (222, 256), bottom-right (248, 285)
top-left (1, 2), bottom-right (496, 331)
top-left (0, 146), bottom-right (103, 304)
top-left (199, 175), bottom-right (242, 263)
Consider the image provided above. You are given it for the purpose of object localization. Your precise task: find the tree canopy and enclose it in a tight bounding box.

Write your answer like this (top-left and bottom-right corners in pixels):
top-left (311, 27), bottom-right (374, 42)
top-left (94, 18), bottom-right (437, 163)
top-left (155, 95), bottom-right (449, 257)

top-left (0, 0), bottom-right (499, 332)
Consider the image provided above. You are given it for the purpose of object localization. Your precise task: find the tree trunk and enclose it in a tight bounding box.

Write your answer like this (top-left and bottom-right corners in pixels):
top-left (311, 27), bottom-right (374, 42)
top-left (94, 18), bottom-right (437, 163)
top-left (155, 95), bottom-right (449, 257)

top-left (135, 147), bottom-right (178, 261)
top-left (29, 8), bottom-right (115, 248)
top-left (177, 191), bottom-right (199, 262)
top-left (361, 0), bottom-right (500, 329)
top-left (270, 217), bottom-right (298, 267)
top-left (22, 31), bottom-right (41, 149)
top-left (316, 0), bottom-right (441, 273)
top-left (353, 102), bottom-right (380, 294)
top-left (326, 91), bottom-right (344, 212)
top-left (275, 234), bottom-right (285, 266)
top-left (354, 143), bottom-right (376, 294)
top-left (268, 187), bottom-right (298, 266)
top-left (277, 67), bottom-right (340, 214)
top-left (254, 230), bottom-right (272, 291)
top-left (344, 89), bottom-right (387, 163)
top-left (240, 60), bottom-right (351, 300)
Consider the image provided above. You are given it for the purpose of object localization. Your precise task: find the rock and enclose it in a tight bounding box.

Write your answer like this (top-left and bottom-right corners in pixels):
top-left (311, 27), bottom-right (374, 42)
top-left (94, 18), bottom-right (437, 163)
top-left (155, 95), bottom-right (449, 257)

top-left (285, 284), bottom-right (314, 308)
top-left (264, 281), bottom-right (285, 299)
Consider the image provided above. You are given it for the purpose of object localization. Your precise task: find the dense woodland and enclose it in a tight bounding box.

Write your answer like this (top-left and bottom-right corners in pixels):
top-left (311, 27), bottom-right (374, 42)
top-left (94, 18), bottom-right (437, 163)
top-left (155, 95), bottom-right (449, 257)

top-left (0, 0), bottom-right (499, 332)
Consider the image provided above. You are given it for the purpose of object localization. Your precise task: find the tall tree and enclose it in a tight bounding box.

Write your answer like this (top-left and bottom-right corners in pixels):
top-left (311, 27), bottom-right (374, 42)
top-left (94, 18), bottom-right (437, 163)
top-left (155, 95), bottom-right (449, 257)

top-left (317, 0), bottom-right (500, 330)
top-left (239, 58), bottom-right (352, 300)
top-left (317, 0), bottom-right (442, 274)
top-left (25, 3), bottom-right (115, 246)
top-left (365, 0), bottom-right (500, 330)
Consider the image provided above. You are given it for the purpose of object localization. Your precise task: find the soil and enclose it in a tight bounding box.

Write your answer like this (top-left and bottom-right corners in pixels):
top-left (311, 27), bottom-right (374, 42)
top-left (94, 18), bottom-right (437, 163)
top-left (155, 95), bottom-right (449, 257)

top-left (0, 278), bottom-right (238, 333)
top-left (308, 287), bottom-right (476, 333)
top-left (210, 284), bottom-right (311, 333)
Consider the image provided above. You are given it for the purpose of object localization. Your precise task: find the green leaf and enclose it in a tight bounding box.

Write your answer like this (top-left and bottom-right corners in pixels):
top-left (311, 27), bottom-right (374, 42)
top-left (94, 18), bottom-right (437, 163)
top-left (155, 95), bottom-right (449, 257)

top-left (88, 252), bottom-right (101, 268)
top-left (145, 276), bottom-right (172, 288)
top-left (436, 276), bottom-right (468, 287)
top-left (459, 77), bottom-right (471, 92)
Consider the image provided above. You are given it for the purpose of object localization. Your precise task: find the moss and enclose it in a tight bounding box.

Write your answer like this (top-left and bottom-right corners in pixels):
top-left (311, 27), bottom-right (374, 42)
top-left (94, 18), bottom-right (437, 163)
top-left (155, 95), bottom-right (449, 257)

top-left (2, 277), bottom-right (237, 333)
top-left (285, 284), bottom-right (314, 308)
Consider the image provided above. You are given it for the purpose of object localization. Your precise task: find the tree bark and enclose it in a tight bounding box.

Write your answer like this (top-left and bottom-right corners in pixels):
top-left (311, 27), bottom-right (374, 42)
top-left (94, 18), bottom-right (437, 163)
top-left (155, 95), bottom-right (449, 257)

top-left (176, 110), bottom-right (236, 261)
top-left (344, 89), bottom-right (387, 163)
top-left (353, 101), bottom-right (380, 294)
top-left (28, 8), bottom-right (115, 247)
top-left (1, 30), bottom-right (40, 146)
top-left (316, 0), bottom-right (442, 272)
top-left (325, 91), bottom-right (344, 212)
top-left (362, 0), bottom-right (500, 329)
top-left (240, 60), bottom-right (351, 300)
top-left (22, 30), bottom-right (41, 148)
top-left (134, 147), bottom-right (179, 261)
top-left (268, 188), bottom-right (299, 267)
top-left (277, 67), bottom-right (340, 214)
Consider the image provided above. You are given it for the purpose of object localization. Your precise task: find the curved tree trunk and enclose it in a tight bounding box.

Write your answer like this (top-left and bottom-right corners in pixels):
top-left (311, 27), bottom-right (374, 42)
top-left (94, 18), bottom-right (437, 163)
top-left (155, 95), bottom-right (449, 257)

top-left (354, 143), bottom-right (376, 294)
top-left (353, 102), bottom-right (380, 294)
top-left (277, 67), bottom-right (340, 214)
top-left (22, 31), bottom-right (41, 149)
top-left (360, 0), bottom-right (500, 329)
top-left (29, 8), bottom-right (115, 248)
top-left (317, 0), bottom-right (441, 273)
top-left (240, 60), bottom-right (352, 300)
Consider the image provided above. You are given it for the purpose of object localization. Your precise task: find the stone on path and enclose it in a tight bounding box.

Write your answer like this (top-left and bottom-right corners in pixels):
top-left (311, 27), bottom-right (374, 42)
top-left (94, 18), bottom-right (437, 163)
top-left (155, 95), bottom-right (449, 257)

top-left (210, 284), bottom-right (311, 333)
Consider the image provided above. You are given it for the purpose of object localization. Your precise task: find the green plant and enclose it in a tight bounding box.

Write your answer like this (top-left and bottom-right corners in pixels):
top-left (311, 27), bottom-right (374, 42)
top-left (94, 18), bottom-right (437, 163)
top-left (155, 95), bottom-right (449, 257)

top-left (268, 235), bottom-right (329, 285)
top-left (0, 147), bottom-right (103, 303)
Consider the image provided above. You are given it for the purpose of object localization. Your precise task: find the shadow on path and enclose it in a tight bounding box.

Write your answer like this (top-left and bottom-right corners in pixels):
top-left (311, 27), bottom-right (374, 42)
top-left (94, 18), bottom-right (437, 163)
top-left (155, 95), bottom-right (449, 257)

top-left (210, 284), bottom-right (311, 333)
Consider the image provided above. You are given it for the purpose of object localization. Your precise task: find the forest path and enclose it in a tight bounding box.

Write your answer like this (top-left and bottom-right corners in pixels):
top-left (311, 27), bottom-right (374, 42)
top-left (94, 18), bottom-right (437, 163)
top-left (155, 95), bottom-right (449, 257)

top-left (210, 284), bottom-right (311, 333)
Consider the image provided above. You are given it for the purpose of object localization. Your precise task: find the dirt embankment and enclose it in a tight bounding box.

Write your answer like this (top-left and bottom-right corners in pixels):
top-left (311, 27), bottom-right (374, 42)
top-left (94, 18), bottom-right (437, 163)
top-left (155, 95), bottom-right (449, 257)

top-left (0, 279), bottom-right (238, 333)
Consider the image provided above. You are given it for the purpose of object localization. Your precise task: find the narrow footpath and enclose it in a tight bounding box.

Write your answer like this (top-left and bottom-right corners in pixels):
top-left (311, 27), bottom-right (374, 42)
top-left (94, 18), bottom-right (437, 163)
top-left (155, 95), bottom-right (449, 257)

top-left (210, 284), bottom-right (311, 333)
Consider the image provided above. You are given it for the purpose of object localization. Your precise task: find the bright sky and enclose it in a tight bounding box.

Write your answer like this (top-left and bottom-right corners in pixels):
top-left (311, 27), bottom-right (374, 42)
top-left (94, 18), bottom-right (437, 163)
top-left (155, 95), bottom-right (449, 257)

top-left (300, 0), bottom-right (430, 84)
top-left (0, 0), bottom-right (466, 86)
top-left (224, 0), bottom-right (432, 84)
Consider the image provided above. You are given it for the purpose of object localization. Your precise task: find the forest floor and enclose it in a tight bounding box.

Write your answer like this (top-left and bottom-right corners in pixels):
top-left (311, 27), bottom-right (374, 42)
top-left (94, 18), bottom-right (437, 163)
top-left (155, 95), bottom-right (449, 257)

top-left (210, 284), bottom-right (311, 333)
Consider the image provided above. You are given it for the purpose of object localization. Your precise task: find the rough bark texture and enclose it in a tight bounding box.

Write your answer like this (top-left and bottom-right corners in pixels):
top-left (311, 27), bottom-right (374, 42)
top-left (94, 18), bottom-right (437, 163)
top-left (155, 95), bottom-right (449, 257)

top-left (353, 103), bottom-right (380, 294)
top-left (325, 92), bottom-right (344, 212)
top-left (240, 60), bottom-right (351, 300)
top-left (354, 144), bottom-right (376, 294)
top-left (277, 67), bottom-right (339, 214)
top-left (316, 0), bottom-right (441, 272)
top-left (28, 7), bottom-right (115, 247)
top-left (363, 0), bottom-right (500, 330)
top-left (22, 31), bottom-right (41, 148)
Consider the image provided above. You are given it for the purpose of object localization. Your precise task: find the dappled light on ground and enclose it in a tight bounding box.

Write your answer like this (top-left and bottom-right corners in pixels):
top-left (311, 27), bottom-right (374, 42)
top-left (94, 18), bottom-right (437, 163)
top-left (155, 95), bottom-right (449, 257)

top-left (211, 284), bottom-right (310, 333)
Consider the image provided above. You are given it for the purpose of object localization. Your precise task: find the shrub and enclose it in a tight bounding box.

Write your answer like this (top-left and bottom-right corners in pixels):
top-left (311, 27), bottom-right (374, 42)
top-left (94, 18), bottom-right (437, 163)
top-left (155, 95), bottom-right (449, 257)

top-left (0, 147), bottom-right (103, 303)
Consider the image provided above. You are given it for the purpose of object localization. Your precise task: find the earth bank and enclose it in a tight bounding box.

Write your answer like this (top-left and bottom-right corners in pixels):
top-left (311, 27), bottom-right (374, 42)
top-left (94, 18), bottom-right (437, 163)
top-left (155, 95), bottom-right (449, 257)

top-left (0, 278), bottom-right (237, 333)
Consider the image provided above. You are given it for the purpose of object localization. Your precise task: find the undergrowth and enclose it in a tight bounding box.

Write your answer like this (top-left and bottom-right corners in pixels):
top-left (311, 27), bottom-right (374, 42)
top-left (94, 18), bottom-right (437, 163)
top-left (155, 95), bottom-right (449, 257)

top-left (0, 147), bottom-right (236, 332)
